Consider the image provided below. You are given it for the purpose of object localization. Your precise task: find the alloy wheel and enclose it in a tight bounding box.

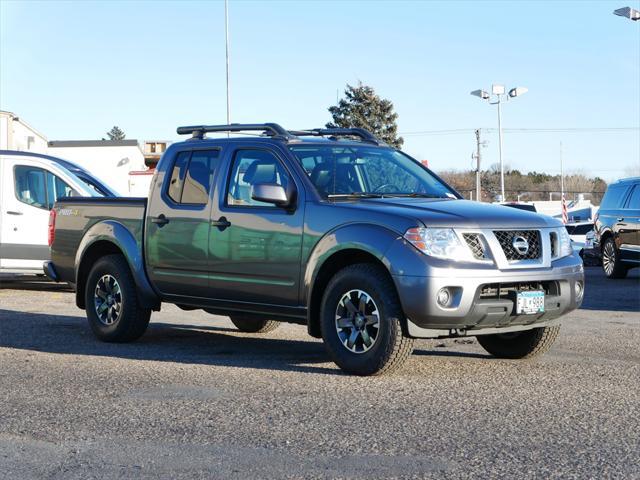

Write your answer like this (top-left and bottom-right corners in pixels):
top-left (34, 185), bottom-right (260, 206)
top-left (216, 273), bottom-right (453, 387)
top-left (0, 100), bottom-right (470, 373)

top-left (94, 274), bottom-right (123, 325)
top-left (335, 289), bottom-right (380, 354)
top-left (603, 241), bottom-right (616, 276)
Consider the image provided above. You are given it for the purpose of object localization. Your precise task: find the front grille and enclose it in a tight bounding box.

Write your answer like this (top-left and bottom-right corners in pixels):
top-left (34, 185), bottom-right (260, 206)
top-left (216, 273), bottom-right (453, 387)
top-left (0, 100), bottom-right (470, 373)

top-left (463, 233), bottom-right (486, 259)
top-left (479, 281), bottom-right (559, 299)
top-left (494, 230), bottom-right (541, 260)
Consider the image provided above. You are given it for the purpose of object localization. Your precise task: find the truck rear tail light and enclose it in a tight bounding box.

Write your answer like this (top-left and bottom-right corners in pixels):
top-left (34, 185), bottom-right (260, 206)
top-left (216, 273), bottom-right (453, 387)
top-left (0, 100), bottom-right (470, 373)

top-left (48, 208), bottom-right (57, 247)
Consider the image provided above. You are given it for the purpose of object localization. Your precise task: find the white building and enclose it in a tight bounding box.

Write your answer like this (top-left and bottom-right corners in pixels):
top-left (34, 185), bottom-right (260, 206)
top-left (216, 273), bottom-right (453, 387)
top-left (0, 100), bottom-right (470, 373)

top-left (48, 140), bottom-right (148, 196)
top-left (0, 111), bottom-right (48, 153)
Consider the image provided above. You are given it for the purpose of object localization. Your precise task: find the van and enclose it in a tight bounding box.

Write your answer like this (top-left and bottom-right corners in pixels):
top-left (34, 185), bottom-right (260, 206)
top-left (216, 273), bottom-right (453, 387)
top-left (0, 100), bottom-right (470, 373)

top-left (0, 151), bottom-right (99, 275)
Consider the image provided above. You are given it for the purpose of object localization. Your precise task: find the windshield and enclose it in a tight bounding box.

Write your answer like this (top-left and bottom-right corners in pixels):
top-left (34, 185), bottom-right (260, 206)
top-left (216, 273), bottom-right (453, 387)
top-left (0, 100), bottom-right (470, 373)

top-left (289, 145), bottom-right (458, 199)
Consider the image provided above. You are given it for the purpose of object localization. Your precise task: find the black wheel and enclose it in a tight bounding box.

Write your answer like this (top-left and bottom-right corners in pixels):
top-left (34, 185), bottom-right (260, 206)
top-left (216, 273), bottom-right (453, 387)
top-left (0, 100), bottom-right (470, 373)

top-left (602, 237), bottom-right (628, 279)
top-left (229, 315), bottom-right (280, 333)
top-left (85, 254), bottom-right (151, 342)
top-left (320, 263), bottom-right (414, 376)
top-left (476, 326), bottom-right (560, 359)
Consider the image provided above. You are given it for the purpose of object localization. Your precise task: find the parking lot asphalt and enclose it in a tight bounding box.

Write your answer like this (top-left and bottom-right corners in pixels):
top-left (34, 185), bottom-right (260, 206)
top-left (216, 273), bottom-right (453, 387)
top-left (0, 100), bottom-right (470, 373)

top-left (0, 267), bottom-right (639, 479)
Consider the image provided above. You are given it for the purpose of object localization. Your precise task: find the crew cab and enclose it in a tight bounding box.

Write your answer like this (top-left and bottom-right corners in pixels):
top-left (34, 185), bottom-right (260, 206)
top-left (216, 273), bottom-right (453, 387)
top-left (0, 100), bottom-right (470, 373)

top-left (45, 123), bottom-right (584, 375)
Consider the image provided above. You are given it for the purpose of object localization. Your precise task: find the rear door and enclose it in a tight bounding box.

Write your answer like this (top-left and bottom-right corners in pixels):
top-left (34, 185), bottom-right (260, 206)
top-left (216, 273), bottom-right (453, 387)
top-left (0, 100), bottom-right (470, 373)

top-left (145, 148), bottom-right (219, 298)
top-left (207, 144), bottom-right (304, 306)
top-left (0, 158), bottom-right (77, 271)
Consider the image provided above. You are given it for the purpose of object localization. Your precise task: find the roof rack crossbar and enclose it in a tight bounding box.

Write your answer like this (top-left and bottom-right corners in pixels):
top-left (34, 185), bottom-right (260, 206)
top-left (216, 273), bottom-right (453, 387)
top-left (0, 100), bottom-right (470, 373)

top-left (176, 123), bottom-right (295, 140)
top-left (288, 128), bottom-right (385, 145)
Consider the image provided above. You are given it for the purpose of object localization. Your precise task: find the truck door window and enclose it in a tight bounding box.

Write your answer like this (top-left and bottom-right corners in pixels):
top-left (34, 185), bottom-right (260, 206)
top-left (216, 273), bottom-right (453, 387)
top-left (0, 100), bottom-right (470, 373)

top-left (14, 166), bottom-right (47, 209)
top-left (166, 150), bottom-right (218, 205)
top-left (227, 149), bottom-right (290, 207)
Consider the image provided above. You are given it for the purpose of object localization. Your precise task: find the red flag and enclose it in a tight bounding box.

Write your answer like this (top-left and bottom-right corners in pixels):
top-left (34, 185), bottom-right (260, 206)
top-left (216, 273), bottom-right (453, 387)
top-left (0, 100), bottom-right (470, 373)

top-left (561, 194), bottom-right (568, 224)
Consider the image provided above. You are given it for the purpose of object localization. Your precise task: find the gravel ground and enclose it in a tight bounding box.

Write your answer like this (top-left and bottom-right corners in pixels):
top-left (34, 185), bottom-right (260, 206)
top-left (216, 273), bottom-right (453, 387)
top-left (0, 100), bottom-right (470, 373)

top-left (0, 267), bottom-right (639, 479)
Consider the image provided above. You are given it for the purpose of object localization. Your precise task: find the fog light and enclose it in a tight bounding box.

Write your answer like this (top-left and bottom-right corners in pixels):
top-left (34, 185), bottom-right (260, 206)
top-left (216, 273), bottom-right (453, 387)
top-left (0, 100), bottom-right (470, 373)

top-left (574, 281), bottom-right (584, 302)
top-left (437, 288), bottom-right (452, 308)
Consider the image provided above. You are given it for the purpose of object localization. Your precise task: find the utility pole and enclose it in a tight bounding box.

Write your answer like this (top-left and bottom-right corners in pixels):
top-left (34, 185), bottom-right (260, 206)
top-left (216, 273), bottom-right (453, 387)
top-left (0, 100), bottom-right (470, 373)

top-left (473, 129), bottom-right (482, 202)
top-left (224, 0), bottom-right (231, 131)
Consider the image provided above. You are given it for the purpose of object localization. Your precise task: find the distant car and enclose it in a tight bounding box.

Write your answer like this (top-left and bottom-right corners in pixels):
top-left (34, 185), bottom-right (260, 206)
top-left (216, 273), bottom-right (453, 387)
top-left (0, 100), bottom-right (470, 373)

top-left (594, 177), bottom-right (640, 278)
top-left (0, 150), bottom-right (118, 197)
top-left (564, 221), bottom-right (594, 257)
top-left (502, 202), bottom-right (537, 213)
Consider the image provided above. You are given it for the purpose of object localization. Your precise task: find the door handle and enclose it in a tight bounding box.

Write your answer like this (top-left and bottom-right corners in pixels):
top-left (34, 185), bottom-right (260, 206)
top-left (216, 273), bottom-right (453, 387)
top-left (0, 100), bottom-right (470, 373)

top-left (151, 214), bottom-right (170, 226)
top-left (211, 216), bottom-right (231, 230)
top-left (6, 211), bottom-right (23, 216)
top-left (617, 217), bottom-right (624, 222)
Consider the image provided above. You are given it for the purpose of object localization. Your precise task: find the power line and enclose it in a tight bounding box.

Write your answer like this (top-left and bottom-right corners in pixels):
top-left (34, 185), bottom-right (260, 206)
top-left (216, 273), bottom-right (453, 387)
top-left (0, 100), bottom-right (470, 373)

top-left (400, 127), bottom-right (640, 136)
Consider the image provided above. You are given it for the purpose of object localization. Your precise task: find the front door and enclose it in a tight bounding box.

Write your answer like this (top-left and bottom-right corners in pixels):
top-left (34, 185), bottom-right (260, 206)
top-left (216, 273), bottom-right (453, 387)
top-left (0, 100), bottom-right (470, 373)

top-left (0, 161), bottom-right (74, 271)
top-left (208, 147), bottom-right (304, 306)
top-left (145, 149), bottom-right (219, 298)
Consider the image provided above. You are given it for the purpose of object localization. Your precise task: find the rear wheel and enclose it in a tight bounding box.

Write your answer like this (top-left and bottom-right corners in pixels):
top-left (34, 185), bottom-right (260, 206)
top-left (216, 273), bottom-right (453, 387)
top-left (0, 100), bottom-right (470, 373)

top-left (476, 326), bottom-right (560, 359)
top-left (85, 254), bottom-right (151, 342)
top-left (229, 315), bottom-right (280, 333)
top-left (602, 237), bottom-right (628, 279)
top-left (320, 264), bottom-right (414, 376)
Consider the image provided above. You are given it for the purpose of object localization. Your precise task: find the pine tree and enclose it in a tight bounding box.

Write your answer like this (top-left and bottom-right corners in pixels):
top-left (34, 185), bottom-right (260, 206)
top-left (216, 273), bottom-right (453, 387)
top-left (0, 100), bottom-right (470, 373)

top-left (327, 82), bottom-right (404, 148)
top-left (106, 126), bottom-right (126, 141)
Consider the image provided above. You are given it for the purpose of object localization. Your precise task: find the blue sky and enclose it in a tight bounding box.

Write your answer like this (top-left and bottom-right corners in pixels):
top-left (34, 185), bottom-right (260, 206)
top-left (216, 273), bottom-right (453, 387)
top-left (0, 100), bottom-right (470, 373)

top-left (1, 0), bottom-right (639, 181)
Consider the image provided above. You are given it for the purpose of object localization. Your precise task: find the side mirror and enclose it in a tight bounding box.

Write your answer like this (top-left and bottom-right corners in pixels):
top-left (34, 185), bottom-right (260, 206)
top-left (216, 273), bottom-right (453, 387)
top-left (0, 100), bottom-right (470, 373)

top-left (251, 183), bottom-right (291, 207)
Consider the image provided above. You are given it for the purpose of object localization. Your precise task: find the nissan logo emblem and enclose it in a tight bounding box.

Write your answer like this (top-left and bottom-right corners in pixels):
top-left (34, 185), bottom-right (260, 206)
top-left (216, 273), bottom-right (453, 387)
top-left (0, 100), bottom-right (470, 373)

top-left (512, 236), bottom-right (530, 255)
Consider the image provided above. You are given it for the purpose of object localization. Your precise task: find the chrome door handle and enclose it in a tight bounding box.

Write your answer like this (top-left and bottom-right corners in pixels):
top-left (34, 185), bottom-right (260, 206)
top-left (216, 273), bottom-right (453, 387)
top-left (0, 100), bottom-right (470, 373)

top-left (151, 214), bottom-right (170, 226)
top-left (6, 211), bottom-right (23, 215)
top-left (211, 216), bottom-right (231, 230)
top-left (617, 217), bottom-right (624, 221)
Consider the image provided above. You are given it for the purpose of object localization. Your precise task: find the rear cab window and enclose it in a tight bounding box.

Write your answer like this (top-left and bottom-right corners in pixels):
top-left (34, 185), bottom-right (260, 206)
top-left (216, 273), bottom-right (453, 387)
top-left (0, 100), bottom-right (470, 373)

top-left (165, 150), bottom-right (219, 205)
top-left (624, 184), bottom-right (640, 209)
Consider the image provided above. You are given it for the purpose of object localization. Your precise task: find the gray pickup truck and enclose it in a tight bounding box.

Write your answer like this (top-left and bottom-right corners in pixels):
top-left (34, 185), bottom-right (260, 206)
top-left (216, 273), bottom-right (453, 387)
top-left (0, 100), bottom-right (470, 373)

top-left (45, 123), bottom-right (584, 375)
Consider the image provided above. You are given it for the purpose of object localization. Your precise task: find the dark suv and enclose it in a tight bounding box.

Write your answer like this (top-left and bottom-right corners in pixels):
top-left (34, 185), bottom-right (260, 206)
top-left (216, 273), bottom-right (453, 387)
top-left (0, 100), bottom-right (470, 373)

top-left (594, 177), bottom-right (640, 278)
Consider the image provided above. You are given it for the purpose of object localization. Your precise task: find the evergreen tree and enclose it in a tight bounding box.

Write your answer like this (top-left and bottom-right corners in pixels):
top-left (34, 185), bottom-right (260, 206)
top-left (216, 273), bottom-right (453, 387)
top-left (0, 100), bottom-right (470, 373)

top-left (327, 82), bottom-right (404, 148)
top-left (106, 126), bottom-right (126, 140)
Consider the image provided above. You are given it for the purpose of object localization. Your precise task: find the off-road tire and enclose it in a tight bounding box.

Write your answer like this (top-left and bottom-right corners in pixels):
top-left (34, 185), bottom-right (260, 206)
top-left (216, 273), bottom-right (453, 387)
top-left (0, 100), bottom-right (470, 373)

top-left (230, 315), bottom-right (281, 333)
top-left (320, 263), bottom-right (414, 376)
top-left (602, 237), bottom-right (628, 279)
top-left (85, 254), bottom-right (151, 342)
top-left (476, 326), bottom-right (560, 359)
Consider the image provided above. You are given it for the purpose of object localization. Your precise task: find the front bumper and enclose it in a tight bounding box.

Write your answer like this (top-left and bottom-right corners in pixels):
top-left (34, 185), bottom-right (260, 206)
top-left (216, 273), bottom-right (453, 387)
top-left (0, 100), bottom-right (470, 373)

top-left (392, 254), bottom-right (584, 337)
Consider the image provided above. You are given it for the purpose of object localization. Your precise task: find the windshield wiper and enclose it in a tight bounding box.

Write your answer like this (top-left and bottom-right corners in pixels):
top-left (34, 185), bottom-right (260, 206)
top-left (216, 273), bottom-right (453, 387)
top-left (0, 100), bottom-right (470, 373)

top-left (383, 193), bottom-right (447, 199)
top-left (326, 192), bottom-right (384, 199)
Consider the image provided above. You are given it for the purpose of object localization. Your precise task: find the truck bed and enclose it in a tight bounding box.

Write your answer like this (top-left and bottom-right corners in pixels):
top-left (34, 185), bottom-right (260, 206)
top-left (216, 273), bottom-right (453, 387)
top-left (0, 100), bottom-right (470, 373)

top-left (50, 197), bottom-right (147, 286)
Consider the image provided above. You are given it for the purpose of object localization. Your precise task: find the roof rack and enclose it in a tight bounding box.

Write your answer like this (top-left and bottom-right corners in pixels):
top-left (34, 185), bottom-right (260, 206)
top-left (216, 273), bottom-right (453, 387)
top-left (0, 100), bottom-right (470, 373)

top-left (288, 128), bottom-right (385, 145)
top-left (176, 123), bottom-right (385, 145)
top-left (176, 123), bottom-right (296, 140)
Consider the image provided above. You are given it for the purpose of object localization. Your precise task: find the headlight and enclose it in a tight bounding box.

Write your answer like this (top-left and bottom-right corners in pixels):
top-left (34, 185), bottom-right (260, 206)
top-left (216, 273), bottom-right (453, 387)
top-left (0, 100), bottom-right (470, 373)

top-left (556, 227), bottom-right (573, 258)
top-left (404, 227), bottom-right (470, 260)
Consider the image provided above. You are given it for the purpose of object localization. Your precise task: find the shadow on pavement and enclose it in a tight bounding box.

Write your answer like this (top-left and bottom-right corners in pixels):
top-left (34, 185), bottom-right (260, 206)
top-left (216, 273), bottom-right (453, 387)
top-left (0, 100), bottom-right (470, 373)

top-left (0, 309), bottom-right (341, 376)
top-left (579, 267), bottom-right (640, 313)
top-left (0, 275), bottom-right (73, 292)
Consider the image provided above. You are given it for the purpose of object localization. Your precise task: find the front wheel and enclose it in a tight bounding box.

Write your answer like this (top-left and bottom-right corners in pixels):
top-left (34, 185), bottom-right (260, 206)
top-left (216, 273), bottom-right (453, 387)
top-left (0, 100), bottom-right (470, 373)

top-left (476, 326), bottom-right (560, 359)
top-left (320, 264), bottom-right (414, 376)
top-left (85, 254), bottom-right (151, 342)
top-left (602, 238), bottom-right (628, 279)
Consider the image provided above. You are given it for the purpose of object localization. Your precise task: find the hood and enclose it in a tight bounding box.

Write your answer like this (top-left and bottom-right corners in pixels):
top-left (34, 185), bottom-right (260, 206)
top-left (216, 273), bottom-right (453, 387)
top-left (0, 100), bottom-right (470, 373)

top-left (339, 198), bottom-right (562, 229)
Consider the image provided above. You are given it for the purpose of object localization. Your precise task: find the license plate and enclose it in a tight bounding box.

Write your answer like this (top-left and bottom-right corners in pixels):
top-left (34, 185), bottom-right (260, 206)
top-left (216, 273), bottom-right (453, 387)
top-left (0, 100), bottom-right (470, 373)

top-left (585, 239), bottom-right (594, 249)
top-left (516, 291), bottom-right (545, 315)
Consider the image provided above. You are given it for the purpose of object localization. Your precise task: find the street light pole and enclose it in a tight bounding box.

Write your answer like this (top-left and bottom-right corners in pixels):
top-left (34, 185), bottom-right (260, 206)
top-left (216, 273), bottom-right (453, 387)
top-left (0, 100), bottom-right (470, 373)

top-left (496, 98), bottom-right (505, 201)
top-left (470, 85), bottom-right (528, 203)
top-left (224, 0), bottom-right (231, 129)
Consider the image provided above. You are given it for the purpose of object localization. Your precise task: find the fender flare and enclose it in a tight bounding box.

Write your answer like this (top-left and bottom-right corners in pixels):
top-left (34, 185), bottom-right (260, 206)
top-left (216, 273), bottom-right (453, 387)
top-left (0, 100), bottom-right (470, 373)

top-left (302, 223), bottom-right (401, 309)
top-left (74, 220), bottom-right (160, 310)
